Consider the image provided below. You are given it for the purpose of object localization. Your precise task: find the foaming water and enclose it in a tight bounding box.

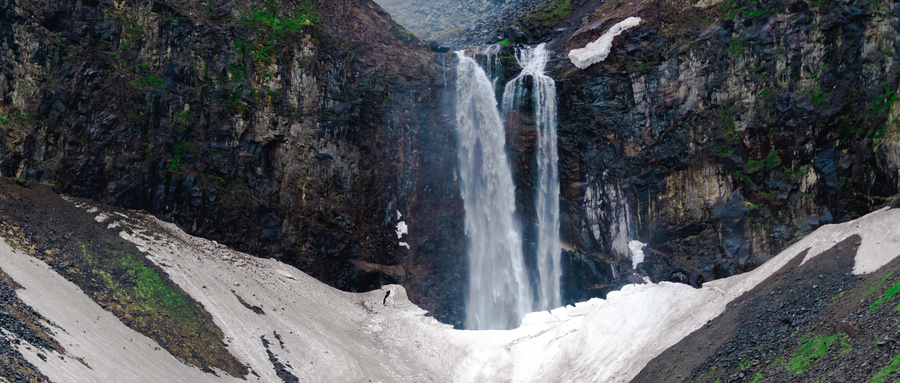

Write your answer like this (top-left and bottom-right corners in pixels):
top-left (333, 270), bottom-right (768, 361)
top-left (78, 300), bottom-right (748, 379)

top-left (455, 51), bottom-right (533, 330)
top-left (502, 43), bottom-right (561, 311)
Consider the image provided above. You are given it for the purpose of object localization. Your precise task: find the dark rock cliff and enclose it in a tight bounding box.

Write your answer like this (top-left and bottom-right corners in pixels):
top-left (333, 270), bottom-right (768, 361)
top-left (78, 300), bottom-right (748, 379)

top-left (0, 0), bottom-right (466, 326)
top-left (501, 0), bottom-right (900, 302)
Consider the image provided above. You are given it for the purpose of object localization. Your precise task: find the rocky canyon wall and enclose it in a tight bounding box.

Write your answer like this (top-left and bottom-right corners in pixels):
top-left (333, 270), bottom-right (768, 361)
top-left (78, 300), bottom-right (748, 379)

top-left (0, 0), bottom-right (467, 325)
top-left (513, 0), bottom-right (900, 299)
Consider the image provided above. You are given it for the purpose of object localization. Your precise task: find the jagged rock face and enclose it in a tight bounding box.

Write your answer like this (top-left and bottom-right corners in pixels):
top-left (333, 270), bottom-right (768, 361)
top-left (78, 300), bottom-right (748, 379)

top-left (0, 0), bottom-right (466, 326)
top-left (540, 0), bottom-right (900, 290)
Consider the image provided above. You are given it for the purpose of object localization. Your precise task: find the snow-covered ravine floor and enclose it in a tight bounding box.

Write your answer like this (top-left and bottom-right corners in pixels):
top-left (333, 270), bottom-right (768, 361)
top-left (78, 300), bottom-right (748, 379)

top-left (1, 203), bottom-right (899, 382)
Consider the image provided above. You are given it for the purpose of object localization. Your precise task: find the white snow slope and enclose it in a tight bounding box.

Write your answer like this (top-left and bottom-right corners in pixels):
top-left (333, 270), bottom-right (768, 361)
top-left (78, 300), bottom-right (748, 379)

top-left (1, 202), bottom-right (899, 383)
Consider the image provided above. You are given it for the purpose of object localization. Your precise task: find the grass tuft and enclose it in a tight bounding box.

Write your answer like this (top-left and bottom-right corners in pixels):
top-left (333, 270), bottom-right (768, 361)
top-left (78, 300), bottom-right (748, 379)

top-left (787, 334), bottom-right (851, 374)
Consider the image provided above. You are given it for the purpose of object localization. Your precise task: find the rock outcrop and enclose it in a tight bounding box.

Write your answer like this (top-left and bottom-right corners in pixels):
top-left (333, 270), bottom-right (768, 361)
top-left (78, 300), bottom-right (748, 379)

top-left (0, 0), bottom-right (466, 325)
top-left (531, 0), bottom-right (900, 299)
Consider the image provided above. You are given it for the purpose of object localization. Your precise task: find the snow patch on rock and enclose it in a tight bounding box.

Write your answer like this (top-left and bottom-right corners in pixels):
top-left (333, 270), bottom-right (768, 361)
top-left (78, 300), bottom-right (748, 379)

top-left (568, 17), bottom-right (642, 69)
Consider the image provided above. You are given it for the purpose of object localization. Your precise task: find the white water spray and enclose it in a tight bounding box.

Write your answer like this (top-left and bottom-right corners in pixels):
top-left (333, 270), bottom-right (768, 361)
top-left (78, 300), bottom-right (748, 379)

top-left (455, 51), bottom-right (533, 330)
top-left (502, 44), bottom-right (561, 311)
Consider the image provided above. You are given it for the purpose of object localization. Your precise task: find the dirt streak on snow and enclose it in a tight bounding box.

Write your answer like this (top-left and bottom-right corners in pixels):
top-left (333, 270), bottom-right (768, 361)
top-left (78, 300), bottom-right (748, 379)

top-left (1, 202), bottom-right (898, 383)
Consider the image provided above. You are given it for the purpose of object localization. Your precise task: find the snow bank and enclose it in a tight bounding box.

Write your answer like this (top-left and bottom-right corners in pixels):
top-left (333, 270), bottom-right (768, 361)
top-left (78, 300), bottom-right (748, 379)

top-left (568, 17), bottom-right (642, 69)
top-left (2, 198), bottom-right (898, 383)
top-left (446, 208), bottom-right (900, 382)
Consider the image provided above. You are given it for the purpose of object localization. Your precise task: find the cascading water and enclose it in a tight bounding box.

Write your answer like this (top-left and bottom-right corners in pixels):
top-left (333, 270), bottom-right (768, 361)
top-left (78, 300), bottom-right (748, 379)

top-left (474, 44), bottom-right (503, 87)
top-left (455, 51), bottom-right (533, 330)
top-left (502, 43), bottom-right (561, 311)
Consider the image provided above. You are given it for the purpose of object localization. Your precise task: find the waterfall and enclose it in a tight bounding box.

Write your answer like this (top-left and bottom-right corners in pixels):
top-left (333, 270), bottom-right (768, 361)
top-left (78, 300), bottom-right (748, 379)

top-left (502, 44), bottom-right (561, 311)
top-left (474, 44), bottom-right (503, 88)
top-left (455, 51), bottom-right (533, 330)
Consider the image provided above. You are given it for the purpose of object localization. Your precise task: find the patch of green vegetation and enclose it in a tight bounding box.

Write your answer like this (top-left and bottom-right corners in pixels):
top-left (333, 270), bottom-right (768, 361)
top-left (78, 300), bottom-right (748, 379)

top-left (120, 253), bottom-right (196, 326)
top-left (131, 76), bottom-right (165, 90)
top-left (715, 145), bottom-right (736, 158)
top-left (746, 151), bottom-right (782, 172)
top-left (727, 38), bottom-right (742, 57)
top-left (743, 6), bottom-right (770, 17)
top-left (168, 153), bottom-right (180, 172)
top-left (174, 140), bottom-right (195, 152)
top-left (721, 107), bottom-right (739, 142)
top-left (79, 242), bottom-right (95, 264)
top-left (237, 1), bottom-right (321, 66)
top-left (224, 88), bottom-right (250, 112)
top-left (869, 279), bottom-right (900, 311)
top-left (521, 0), bottom-right (572, 27)
top-left (0, 115), bottom-right (8, 125)
top-left (722, 0), bottom-right (771, 19)
top-left (167, 141), bottom-right (195, 173)
top-left (203, 173), bottom-right (226, 184)
top-left (786, 334), bottom-right (851, 374)
top-left (124, 25), bottom-right (145, 39)
top-left (103, 50), bottom-right (122, 64)
top-left (731, 172), bottom-right (752, 183)
top-left (696, 364), bottom-right (719, 381)
top-left (226, 62), bottom-right (248, 81)
top-left (810, 0), bottom-right (828, 9)
top-left (135, 62), bottom-right (152, 72)
top-left (628, 60), bottom-right (659, 72)
top-left (498, 38), bottom-right (510, 46)
top-left (783, 164), bottom-right (812, 183)
top-left (869, 82), bottom-right (899, 116)
top-left (74, 241), bottom-right (235, 374)
top-left (750, 371), bottom-right (764, 382)
top-left (143, 148), bottom-right (154, 163)
top-left (870, 352), bottom-right (900, 383)
top-left (748, 356), bottom-right (782, 383)
top-left (809, 88), bottom-right (826, 106)
top-left (174, 109), bottom-right (193, 127)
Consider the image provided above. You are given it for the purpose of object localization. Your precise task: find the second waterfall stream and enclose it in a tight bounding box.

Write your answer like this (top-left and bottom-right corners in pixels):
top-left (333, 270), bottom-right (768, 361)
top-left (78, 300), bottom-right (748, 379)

top-left (456, 43), bottom-right (561, 330)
